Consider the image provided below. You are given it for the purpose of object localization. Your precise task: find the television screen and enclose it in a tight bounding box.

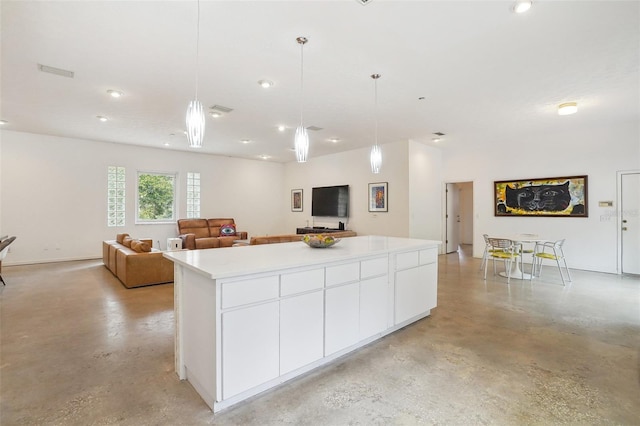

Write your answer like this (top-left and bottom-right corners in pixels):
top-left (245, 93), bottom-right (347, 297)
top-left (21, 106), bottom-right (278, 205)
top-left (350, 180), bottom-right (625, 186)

top-left (312, 185), bottom-right (349, 217)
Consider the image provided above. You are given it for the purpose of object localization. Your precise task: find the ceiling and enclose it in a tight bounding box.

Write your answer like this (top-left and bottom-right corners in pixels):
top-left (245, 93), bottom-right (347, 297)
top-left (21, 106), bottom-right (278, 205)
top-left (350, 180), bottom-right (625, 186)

top-left (1, 1), bottom-right (638, 163)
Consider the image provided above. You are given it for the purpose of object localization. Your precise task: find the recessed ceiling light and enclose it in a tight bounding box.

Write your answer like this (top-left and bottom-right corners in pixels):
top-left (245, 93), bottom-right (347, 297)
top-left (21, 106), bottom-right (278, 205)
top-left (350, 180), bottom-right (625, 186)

top-left (240, 139), bottom-right (252, 144)
top-left (164, 142), bottom-right (170, 146)
top-left (97, 116), bottom-right (108, 122)
top-left (329, 138), bottom-right (340, 143)
top-left (513, 0), bottom-right (532, 13)
top-left (107, 89), bottom-right (123, 98)
top-left (558, 102), bottom-right (578, 115)
top-left (259, 154), bottom-right (271, 160)
top-left (432, 138), bottom-right (441, 143)
top-left (277, 125), bottom-right (286, 132)
top-left (258, 79), bottom-right (274, 88)
top-left (210, 111), bottom-right (223, 118)
top-left (0, 120), bottom-right (7, 125)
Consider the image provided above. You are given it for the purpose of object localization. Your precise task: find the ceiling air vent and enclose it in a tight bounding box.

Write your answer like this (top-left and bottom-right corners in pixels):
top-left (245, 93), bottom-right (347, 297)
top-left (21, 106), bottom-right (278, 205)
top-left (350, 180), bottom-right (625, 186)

top-left (433, 132), bottom-right (445, 136)
top-left (355, 0), bottom-right (373, 5)
top-left (306, 126), bottom-right (323, 131)
top-left (38, 63), bottom-right (74, 78)
top-left (210, 105), bottom-right (234, 114)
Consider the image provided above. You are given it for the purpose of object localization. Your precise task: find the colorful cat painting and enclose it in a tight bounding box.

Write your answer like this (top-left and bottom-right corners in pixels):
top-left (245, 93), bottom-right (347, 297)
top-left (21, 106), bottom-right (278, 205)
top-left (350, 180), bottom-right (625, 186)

top-left (505, 181), bottom-right (571, 212)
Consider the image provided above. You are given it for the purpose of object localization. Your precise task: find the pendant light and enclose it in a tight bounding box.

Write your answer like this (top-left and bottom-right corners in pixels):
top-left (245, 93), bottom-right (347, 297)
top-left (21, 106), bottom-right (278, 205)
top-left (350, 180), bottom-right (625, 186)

top-left (370, 74), bottom-right (382, 174)
top-left (294, 37), bottom-right (309, 163)
top-left (186, 0), bottom-right (205, 148)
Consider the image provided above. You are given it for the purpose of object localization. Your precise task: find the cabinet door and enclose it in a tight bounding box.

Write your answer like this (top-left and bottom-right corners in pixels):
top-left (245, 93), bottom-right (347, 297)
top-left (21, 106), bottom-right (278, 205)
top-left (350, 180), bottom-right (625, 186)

top-left (280, 291), bottom-right (324, 375)
top-left (221, 301), bottom-right (279, 399)
top-left (325, 282), bottom-right (359, 356)
top-left (359, 275), bottom-right (388, 340)
top-left (395, 263), bottom-right (437, 325)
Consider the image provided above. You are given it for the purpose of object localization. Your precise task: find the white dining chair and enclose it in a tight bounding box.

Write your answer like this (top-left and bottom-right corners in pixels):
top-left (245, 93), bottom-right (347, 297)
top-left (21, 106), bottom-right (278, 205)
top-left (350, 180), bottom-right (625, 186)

top-left (531, 239), bottom-right (571, 285)
top-left (484, 238), bottom-right (520, 284)
top-left (480, 234), bottom-right (501, 271)
top-left (0, 236), bottom-right (17, 285)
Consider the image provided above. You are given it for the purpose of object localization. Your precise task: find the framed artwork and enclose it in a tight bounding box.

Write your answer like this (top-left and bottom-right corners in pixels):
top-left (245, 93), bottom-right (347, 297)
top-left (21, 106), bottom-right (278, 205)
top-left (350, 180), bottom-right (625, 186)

top-left (494, 175), bottom-right (588, 217)
top-left (291, 189), bottom-right (303, 212)
top-left (368, 182), bottom-right (388, 212)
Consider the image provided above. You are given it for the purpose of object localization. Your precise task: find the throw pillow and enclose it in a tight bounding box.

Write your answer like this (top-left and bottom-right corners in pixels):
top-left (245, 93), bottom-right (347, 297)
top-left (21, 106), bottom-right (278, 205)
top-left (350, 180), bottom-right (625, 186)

top-left (116, 233), bottom-right (130, 244)
top-left (131, 240), bottom-right (151, 253)
top-left (220, 224), bottom-right (236, 237)
top-left (122, 236), bottom-right (133, 248)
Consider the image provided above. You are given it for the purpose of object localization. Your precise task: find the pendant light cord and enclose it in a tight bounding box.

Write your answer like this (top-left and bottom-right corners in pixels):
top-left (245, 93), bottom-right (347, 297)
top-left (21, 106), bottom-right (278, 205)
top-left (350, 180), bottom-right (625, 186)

top-left (299, 41), bottom-right (304, 125)
top-left (195, 0), bottom-right (200, 101)
top-left (374, 77), bottom-right (378, 146)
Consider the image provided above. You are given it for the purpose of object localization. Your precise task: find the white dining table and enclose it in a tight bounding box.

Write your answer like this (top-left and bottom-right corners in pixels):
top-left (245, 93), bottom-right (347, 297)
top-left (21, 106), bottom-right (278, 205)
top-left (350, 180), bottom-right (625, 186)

top-left (494, 234), bottom-right (549, 280)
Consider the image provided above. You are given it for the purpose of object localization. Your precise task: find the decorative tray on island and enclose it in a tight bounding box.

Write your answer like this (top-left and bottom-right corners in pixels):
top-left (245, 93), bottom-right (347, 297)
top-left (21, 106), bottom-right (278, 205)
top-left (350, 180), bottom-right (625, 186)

top-left (302, 234), bottom-right (341, 248)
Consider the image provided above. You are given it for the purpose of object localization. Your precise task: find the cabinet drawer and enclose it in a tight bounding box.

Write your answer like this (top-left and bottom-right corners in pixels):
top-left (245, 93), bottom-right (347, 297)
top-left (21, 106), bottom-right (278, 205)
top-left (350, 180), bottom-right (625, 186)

top-left (221, 276), bottom-right (279, 309)
top-left (361, 256), bottom-right (388, 279)
top-left (281, 268), bottom-right (324, 296)
top-left (396, 251), bottom-right (419, 270)
top-left (419, 248), bottom-right (437, 265)
top-left (326, 262), bottom-right (360, 287)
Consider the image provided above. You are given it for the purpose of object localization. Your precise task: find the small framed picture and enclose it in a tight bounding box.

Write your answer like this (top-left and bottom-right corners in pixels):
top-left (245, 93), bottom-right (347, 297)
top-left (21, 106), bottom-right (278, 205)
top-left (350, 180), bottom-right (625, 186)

top-left (291, 189), bottom-right (303, 212)
top-left (368, 182), bottom-right (388, 212)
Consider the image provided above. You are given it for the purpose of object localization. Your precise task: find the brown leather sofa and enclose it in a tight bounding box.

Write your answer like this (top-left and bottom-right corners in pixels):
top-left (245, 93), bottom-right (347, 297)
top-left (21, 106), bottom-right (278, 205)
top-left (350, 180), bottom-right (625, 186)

top-left (102, 234), bottom-right (174, 288)
top-left (250, 230), bottom-right (357, 245)
top-left (177, 218), bottom-right (248, 249)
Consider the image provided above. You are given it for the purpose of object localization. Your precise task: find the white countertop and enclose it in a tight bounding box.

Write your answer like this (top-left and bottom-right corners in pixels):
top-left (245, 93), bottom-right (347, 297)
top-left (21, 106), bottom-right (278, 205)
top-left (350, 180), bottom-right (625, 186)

top-left (163, 235), bottom-right (441, 279)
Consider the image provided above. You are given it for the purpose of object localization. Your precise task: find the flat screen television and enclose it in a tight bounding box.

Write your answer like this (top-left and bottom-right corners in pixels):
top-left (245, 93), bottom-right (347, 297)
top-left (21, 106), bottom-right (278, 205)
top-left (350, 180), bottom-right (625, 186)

top-left (312, 185), bottom-right (349, 217)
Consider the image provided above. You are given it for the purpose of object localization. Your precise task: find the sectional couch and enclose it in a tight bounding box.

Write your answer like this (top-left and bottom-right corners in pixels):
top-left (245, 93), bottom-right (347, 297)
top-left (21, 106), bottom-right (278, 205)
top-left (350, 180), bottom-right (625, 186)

top-left (102, 233), bottom-right (174, 288)
top-left (177, 218), bottom-right (248, 249)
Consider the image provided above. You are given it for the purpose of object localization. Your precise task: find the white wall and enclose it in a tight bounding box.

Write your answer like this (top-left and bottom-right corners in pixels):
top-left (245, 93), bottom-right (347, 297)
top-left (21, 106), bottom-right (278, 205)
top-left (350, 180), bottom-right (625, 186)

top-left (284, 141), bottom-right (412, 237)
top-left (0, 130), bottom-right (285, 265)
top-left (408, 141), bottom-right (443, 241)
top-left (442, 121), bottom-right (640, 273)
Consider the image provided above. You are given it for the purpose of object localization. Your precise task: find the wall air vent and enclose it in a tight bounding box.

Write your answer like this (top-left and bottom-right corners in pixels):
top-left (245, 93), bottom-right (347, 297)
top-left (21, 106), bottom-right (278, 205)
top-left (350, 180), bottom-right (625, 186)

top-left (37, 64), bottom-right (74, 78)
top-left (210, 105), bottom-right (234, 114)
top-left (306, 126), bottom-right (323, 131)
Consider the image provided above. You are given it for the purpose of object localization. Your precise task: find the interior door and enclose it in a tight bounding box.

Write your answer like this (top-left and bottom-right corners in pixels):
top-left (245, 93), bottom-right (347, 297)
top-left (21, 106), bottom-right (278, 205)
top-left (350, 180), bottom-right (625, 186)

top-left (621, 173), bottom-right (640, 275)
top-left (446, 183), bottom-right (460, 253)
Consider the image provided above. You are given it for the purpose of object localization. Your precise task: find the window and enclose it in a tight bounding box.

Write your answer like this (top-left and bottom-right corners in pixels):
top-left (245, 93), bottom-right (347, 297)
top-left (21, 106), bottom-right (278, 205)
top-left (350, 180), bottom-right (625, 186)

top-left (136, 171), bottom-right (177, 223)
top-left (107, 166), bottom-right (125, 227)
top-left (186, 172), bottom-right (201, 218)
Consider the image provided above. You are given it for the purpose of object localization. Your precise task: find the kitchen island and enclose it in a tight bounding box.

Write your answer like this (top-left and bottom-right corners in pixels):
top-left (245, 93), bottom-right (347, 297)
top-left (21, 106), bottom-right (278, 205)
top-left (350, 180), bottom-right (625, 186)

top-left (164, 235), bottom-right (441, 412)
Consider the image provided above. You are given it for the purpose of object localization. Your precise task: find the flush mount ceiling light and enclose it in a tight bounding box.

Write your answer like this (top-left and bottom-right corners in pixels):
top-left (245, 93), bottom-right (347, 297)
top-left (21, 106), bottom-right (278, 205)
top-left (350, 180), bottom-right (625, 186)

top-left (558, 102), bottom-right (578, 115)
top-left (96, 116), bottom-right (108, 122)
top-left (185, 0), bottom-right (205, 148)
top-left (294, 37), bottom-right (309, 163)
top-left (370, 74), bottom-right (382, 174)
top-left (258, 79), bottom-right (274, 88)
top-left (107, 89), bottom-right (123, 98)
top-left (513, 0), bottom-right (532, 13)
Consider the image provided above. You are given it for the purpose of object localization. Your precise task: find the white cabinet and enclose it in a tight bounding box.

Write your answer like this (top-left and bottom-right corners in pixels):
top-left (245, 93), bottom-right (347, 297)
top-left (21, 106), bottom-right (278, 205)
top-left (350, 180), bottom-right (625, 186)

top-left (221, 301), bottom-right (279, 399)
top-left (395, 263), bottom-right (437, 325)
top-left (359, 275), bottom-right (388, 339)
top-left (325, 282), bottom-right (360, 356)
top-left (280, 291), bottom-right (324, 375)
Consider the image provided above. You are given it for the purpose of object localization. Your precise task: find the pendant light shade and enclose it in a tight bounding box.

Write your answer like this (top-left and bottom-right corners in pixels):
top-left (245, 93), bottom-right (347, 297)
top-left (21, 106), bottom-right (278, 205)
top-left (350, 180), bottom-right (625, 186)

top-left (370, 74), bottom-right (382, 174)
top-left (295, 37), bottom-right (309, 163)
top-left (186, 0), bottom-right (205, 148)
top-left (370, 144), bottom-right (382, 174)
top-left (295, 125), bottom-right (309, 163)
top-left (186, 100), bottom-right (205, 148)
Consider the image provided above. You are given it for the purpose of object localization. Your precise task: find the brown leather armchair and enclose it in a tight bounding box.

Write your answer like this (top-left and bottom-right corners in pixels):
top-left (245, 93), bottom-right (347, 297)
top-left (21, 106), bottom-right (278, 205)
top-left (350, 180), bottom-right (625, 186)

top-left (177, 218), bottom-right (248, 249)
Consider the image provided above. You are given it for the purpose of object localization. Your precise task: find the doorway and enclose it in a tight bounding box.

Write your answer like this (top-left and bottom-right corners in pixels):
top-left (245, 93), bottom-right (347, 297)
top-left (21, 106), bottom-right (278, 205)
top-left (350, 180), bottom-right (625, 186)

top-left (618, 171), bottom-right (640, 275)
top-left (445, 182), bottom-right (474, 254)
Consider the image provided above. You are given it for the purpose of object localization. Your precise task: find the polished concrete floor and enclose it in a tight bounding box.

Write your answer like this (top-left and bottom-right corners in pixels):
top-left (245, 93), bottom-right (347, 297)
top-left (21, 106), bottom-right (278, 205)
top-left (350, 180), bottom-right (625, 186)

top-left (1, 245), bottom-right (639, 425)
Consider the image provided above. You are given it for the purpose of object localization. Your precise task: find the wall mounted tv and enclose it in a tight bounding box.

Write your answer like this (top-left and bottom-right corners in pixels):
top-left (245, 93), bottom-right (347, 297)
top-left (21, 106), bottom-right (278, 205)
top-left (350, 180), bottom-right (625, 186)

top-left (312, 185), bottom-right (349, 217)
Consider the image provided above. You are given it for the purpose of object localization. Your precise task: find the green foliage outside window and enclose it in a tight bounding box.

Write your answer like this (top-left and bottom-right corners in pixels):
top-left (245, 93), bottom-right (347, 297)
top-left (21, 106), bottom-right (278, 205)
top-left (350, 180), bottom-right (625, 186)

top-left (137, 173), bottom-right (175, 221)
